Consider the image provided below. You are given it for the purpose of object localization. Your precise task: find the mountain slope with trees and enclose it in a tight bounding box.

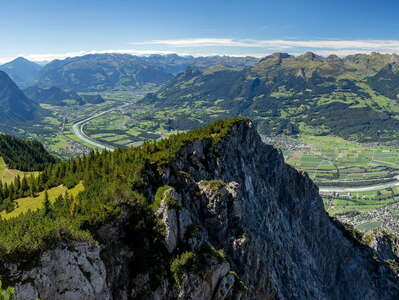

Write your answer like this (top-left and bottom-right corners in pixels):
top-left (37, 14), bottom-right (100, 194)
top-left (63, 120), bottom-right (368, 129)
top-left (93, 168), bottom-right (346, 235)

top-left (24, 86), bottom-right (104, 106)
top-left (24, 86), bottom-right (85, 106)
top-left (0, 54), bottom-right (257, 94)
top-left (0, 134), bottom-right (57, 212)
top-left (0, 134), bottom-right (57, 171)
top-left (141, 53), bottom-right (259, 74)
top-left (142, 52), bottom-right (399, 142)
top-left (37, 54), bottom-right (175, 92)
top-left (36, 53), bottom-right (258, 92)
top-left (0, 71), bottom-right (41, 124)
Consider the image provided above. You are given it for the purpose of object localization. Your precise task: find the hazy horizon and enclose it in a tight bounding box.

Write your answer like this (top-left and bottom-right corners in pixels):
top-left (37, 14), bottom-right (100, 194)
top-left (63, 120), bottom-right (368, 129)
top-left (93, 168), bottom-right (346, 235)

top-left (3, 49), bottom-right (399, 66)
top-left (2, 0), bottom-right (399, 63)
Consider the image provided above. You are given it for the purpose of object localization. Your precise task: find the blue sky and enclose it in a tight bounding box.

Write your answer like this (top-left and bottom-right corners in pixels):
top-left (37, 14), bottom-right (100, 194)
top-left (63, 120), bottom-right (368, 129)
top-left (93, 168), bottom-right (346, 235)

top-left (2, 0), bottom-right (399, 63)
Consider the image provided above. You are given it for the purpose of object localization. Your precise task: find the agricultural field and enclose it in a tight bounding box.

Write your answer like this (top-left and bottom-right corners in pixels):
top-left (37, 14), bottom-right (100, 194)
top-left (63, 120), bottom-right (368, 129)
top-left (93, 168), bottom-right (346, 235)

top-left (323, 186), bottom-right (399, 215)
top-left (78, 103), bottom-right (399, 194)
top-left (25, 91), bottom-right (148, 158)
top-left (35, 93), bottom-right (399, 227)
top-left (277, 134), bottom-right (399, 219)
top-left (285, 134), bottom-right (399, 186)
top-left (81, 101), bottom-right (231, 149)
top-left (338, 200), bottom-right (399, 234)
top-left (82, 103), bottom-right (190, 148)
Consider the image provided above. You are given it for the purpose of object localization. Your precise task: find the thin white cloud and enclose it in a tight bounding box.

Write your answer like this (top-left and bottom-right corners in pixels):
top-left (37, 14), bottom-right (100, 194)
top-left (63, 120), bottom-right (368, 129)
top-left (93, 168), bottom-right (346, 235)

top-left (0, 49), bottom-right (180, 64)
top-left (0, 56), bottom-right (16, 64)
top-left (310, 49), bottom-right (386, 57)
top-left (130, 38), bottom-right (399, 53)
top-left (3, 38), bottom-right (399, 64)
top-left (131, 38), bottom-right (252, 47)
top-left (0, 48), bottom-right (269, 65)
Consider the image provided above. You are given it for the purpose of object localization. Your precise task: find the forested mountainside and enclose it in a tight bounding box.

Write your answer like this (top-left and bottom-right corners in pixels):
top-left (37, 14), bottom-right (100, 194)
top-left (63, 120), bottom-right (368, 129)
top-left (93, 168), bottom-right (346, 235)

top-left (142, 52), bottom-right (399, 142)
top-left (24, 86), bottom-right (84, 106)
top-left (24, 86), bottom-right (104, 106)
top-left (0, 134), bottom-right (56, 171)
top-left (36, 54), bottom-right (258, 92)
top-left (37, 54), bottom-right (175, 92)
top-left (0, 54), bottom-right (258, 92)
top-left (0, 71), bottom-right (41, 125)
top-left (140, 54), bottom-right (259, 74)
top-left (0, 57), bottom-right (42, 89)
top-left (0, 119), bottom-right (398, 300)
top-left (0, 134), bottom-right (57, 212)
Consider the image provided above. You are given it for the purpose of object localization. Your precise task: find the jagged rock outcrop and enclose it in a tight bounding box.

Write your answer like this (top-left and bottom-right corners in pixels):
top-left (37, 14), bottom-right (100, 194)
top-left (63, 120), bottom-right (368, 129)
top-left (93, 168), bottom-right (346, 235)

top-left (177, 259), bottom-right (234, 300)
top-left (363, 230), bottom-right (399, 278)
top-left (367, 231), bottom-right (399, 261)
top-left (2, 120), bottom-right (399, 299)
top-left (12, 243), bottom-right (110, 300)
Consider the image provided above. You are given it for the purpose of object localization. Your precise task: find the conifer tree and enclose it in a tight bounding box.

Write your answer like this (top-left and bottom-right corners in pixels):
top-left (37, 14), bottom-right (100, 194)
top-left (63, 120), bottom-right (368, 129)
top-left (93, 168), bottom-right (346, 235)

top-left (0, 181), bottom-right (3, 201)
top-left (21, 176), bottom-right (29, 193)
top-left (70, 196), bottom-right (77, 217)
top-left (14, 176), bottom-right (21, 192)
top-left (43, 190), bottom-right (51, 216)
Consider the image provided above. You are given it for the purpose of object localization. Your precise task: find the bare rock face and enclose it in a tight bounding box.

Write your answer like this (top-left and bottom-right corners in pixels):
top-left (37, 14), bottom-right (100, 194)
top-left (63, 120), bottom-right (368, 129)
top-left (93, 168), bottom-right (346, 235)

top-left (178, 260), bottom-right (233, 300)
top-left (2, 120), bottom-right (399, 299)
top-left (13, 243), bottom-right (110, 300)
top-left (366, 231), bottom-right (399, 261)
top-left (214, 271), bottom-right (235, 300)
top-left (162, 120), bottom-right (399, 299)
top-left (157, 192), bottom-right (180, 253)
top-left (156, 188), bottom-right (193, 253)
top-left (364, 230), bottom-right (399, 278)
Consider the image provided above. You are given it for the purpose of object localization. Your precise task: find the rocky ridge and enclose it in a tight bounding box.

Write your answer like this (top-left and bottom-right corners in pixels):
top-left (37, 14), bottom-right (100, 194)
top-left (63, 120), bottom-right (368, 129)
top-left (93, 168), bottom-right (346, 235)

top-left (2, 119), bottom-right (398, 299)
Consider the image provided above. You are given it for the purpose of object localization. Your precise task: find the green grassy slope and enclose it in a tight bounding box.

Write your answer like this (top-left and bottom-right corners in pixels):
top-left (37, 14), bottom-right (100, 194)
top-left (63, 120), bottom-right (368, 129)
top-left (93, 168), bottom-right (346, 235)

top-left (0, 157), bottom-right (37, 185)
top-left (141, 52), bottom-right (399, 142)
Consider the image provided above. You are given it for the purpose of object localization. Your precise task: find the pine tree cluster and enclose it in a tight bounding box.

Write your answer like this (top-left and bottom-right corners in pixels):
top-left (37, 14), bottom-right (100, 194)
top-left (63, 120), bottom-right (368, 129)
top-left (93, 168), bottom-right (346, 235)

top-left (0, 134), bottom-right (57, 171)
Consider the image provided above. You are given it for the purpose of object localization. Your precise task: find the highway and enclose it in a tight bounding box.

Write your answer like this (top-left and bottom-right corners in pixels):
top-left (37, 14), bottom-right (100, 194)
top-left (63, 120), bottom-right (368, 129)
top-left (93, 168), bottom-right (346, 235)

top-left (71, 103), bottom-right (130, 151)
top-left (72, 106), bottom-right (399, 194)
top-left (319, 176), bottom-right (399, 193)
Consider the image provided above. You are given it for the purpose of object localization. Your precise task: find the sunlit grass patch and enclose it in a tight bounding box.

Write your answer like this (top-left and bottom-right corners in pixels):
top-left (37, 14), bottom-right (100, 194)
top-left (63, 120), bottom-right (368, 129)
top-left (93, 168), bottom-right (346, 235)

top-left (1, 182), bottom-right (84, 220)
top-left (0, 157), bottom-right (38, 184)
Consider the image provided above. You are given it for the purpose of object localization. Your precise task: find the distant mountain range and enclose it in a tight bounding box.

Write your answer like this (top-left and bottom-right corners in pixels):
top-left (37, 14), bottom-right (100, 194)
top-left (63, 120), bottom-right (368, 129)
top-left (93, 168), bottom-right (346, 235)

top-left (0, 69), bottom-right (106, 137)
top-left (140, 53), bottom-right (259, 74)
top-left (37, 54), bottom-right (259, 92)
top-left (142, 52), bottom-right (399, 142)
top-left (0, 57), bottom-right (42, 89)
top-left (0, 54), bottom-right (258, 92)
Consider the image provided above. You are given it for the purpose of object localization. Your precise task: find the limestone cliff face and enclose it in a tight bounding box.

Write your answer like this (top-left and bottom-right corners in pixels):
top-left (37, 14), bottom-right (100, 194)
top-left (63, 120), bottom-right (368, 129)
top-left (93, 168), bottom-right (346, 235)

top-left (5, 120), bottom-right (399, 299)
top-left (11, 243), bottom-right (110, 300)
